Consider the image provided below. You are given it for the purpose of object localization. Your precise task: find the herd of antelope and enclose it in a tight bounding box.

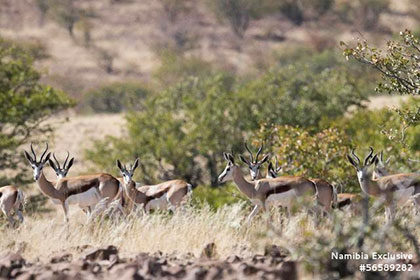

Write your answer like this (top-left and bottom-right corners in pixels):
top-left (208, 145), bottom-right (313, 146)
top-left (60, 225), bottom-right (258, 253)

top-left (0, 142), bottom-right (419, 227)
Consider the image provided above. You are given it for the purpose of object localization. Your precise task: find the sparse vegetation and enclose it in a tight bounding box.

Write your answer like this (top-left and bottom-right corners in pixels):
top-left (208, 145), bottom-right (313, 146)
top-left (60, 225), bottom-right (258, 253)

top-left (0, 40), bottom-right (73, 185)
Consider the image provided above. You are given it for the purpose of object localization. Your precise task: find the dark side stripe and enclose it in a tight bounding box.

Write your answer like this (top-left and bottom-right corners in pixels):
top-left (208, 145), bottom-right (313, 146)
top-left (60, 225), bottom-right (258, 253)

top-left (266, 185), bottom-right (291, 197)
top-left (67, 180), bottom-right (99, 196)
top-left (337, 198), bottom-right (352, 209)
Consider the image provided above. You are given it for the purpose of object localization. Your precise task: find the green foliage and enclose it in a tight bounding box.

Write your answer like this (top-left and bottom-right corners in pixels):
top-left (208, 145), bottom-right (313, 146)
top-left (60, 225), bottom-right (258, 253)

top-left (82, 82), bottom-right (151, 113)
top-left (0, 39), bottom-right (49, 60)
top-left (335, 0), bottom-right (389, 30)
top-left (192, 184), bottom-right (244, 208)
top-left (153, 50), bottom-right (215, 86)
top-left (254, 125), bottom-right (356, 191)
top-left (342, 29), bottom-right (420, 138)
top-left (0, 40), bottom-right (73, 185)
top-left (238, 50), bottom-right (367, 129)
top-left (331, 98), bottom-right (420, 173)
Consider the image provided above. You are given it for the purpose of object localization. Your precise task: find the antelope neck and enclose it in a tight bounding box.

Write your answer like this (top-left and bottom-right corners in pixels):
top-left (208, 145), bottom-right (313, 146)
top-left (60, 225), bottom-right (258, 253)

top-left (37, 172), bottom-right (64, 201)
top-left (232, 167), bottom-right (257, 199)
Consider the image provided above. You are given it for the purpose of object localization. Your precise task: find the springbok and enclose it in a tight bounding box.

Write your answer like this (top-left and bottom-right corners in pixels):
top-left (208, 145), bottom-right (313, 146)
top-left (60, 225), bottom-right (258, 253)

top-left (218, 152), bottom-right (318, 221)
top-left (239, 143), bottom-right (270, 180)
top-left (336, 150), bottom-right (390, 213)
top-left (25, 144), bottom-right (122, 222)
top-left (265, 157), bottom-right (337, 214)
top-left (347, 147), bottom-right (420, 222)
top-left (0, 185), bottom-right (25, 226)
top-left (116, 159), bottom-right (192, 213)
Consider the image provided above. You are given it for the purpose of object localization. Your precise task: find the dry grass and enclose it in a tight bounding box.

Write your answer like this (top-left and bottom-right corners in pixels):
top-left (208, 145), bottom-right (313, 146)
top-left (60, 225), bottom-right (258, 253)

top-left (1, 199), bottom-right (419, 272)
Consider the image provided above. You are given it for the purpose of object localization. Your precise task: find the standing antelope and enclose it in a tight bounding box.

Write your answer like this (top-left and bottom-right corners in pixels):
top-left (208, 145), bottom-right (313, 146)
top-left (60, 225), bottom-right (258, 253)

top-left (0, 185), bottom-right (25, 226)
top-left (336, 151), bottom-right (391, 213)
top-left (218, 152), bottom-right (317, 221)
top-left (347, 147), bottom-right (420, 223)
top-left (116, 159), bottom-right (192, 213)
top-left (265, 157), bottom-right (337, 214)
top-left (25, 144), bottom-right (122, 222)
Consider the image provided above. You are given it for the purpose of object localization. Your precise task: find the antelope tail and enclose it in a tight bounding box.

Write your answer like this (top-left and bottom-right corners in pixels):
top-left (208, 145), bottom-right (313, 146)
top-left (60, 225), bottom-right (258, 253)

top-left (187, 183), bottom-right (193, 199)
top-left (15, 189), bottom-right (26, 211)
top-left (332, 185), bottom-right (338, 209)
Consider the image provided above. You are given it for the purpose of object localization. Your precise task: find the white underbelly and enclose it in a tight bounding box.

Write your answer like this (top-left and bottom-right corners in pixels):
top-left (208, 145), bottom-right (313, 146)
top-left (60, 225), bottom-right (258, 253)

top-left (146, 194), bottom-right (168, 211)
top-left (65, 188), bottom-right (101, 208)
top-left (265, 189), bottom-right (296, 208)
top-left (51, 198), bottom-right (61, 205)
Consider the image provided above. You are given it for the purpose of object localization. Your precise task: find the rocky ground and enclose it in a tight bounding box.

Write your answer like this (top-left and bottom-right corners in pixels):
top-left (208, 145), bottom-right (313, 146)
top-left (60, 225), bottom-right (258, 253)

top-left (0, 244), bottom-right (298, 280)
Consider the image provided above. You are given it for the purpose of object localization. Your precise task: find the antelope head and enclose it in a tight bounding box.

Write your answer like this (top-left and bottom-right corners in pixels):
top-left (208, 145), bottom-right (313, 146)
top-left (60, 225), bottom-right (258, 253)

top-left (116, 158), bottom-right (139, 186)
top-left (373, 151), bottom-right (391, 178)
top-left (239, 142), bottom-right (270, 180)
top-left (24, 143), bottom-right (51, 181)
top-left (267, 156), bottom-right (289, 178)
top-left (218, 152), bottom-right (237, 183)
top-left (48, 152), bottom-right (74, 179)
top-left (347, 147), bottom-right (377, 184)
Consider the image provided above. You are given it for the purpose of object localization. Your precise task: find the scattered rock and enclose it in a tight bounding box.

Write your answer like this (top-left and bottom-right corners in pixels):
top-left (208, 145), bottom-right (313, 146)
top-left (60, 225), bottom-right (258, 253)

top-left (200, 243), bottom-right (217, 259)
top-left (82, 245), bottom-right (118, 262)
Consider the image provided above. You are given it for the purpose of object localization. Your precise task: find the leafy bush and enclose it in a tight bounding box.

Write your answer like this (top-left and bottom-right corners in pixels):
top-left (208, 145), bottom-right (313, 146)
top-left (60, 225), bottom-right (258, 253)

top-left (0, 39), bottom-right (49, 60)
top-left (82, 82), bottom-right (151, 113)
top-left (254, 125), bottom-right (356, 191)
top-left (153, 49), bottom-right (216, 87)
top-left (276, 0), bottom-right (334, 25)
top-left (0, 39), bottom-right (73, 185)
top-left (192, 184), bottom-right (244, 208)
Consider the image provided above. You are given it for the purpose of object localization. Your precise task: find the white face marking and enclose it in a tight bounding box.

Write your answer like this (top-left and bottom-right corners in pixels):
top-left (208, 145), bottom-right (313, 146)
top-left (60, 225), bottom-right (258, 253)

top-left (356, 170), bottom-right (364, 182)
top-left (250, 165), bottom-right (260, 180)
top-left (218, 165), bottom-right (233, 183)
top-left (32, 164), bottom-right (43, 181)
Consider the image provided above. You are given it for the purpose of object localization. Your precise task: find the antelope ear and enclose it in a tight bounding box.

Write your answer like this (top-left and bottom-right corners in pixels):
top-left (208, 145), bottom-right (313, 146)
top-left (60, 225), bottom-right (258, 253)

top-left (227, 153), bottom-right (235, 164)
top-left (259, 154), bottom-right (270, 164)
top-left (239, 155), bottom-right (250, 165)
top-left (369, 154), bottom-right (378, 166)
top-left (67, 158), bottom-right (74, 170)
top-left (43, 152), bottom-right (51, 163)
top-left (116, 160), bottom-right (123, 171)
top-left (223, 152), bottom-right (229, 161)
top-left (132, 158), bottom-right (139, 171)
top-left (24, 151), bottom-right (33, 164)
top-left (48, 159), bottom-right (57, 171)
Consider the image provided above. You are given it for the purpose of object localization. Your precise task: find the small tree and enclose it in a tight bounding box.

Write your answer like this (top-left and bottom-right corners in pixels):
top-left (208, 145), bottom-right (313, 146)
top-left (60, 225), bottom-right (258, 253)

top-left (0, 40), bottom-right (73, 185)
top-left (35, 0), bottom-right (50, 26)
top-left (341, 30), bottom-right (420, 139)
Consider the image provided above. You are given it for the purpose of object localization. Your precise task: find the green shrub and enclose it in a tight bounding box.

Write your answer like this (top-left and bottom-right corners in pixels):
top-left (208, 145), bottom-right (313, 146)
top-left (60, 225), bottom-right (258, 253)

top-left (0, 39), bottom-right (73, 185)
top-left (0, 39), bottom-right (49, 60)
top-left (192, 184), bottom-right (244, 208)
top-left (82, 82), bottom-right (151, 113)
top-left (254, 125), bottom-right (356, 191)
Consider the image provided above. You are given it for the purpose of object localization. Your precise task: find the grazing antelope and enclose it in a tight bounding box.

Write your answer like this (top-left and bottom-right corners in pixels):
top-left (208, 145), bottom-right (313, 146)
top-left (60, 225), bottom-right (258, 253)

top-left (257, 155), bottom-right (337, 214)
top-left (25, 144), bottom-right (122, 222)
top-left (218, 152), bottom-right (317, 222)
top-left (239, 142), bottom-right (270, 180)
top-left (116, 159), bottom-right (192, 213)
top-left (0, 185), bottom-right (25, 226)
top-left (347, 147), bottom-right (420, 223)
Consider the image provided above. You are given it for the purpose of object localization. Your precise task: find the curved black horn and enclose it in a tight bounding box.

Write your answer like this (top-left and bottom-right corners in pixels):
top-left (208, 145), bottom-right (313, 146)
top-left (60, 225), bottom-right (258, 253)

top-left (40, 143), bottom-right (49, 162)
top-left (351, 149), bottom-right (360, 165)
top-left (63, 151), bottom-right (70, 169)
top-left (244, 142), bottom-right (254, 163)
top-left (30, 143), bottom-right (37, 162)
top-left (364, 146), bottom-right (374, 166)
top-left (256, 144), bottom-right (263, 162)
top-left (53, 153), bottom-right (61, 169)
